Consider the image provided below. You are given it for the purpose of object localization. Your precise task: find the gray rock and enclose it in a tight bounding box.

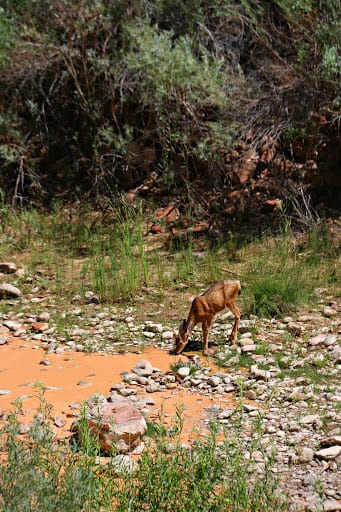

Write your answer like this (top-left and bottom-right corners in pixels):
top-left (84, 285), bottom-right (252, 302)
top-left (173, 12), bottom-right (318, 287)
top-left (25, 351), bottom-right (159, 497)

top-left (330, 346), bottom-right (341, 362)
top-left (77, 380), bottom-right (92, 387)
top-left (38, 312), bottom-right (51, 322)
top-left (299, 414), bottom-right (321, 426)
top-left (320, 435), bottom-right (341, 447)
top-left (245, 389), bottom-right (257, 400)
top-left (241, 344), bottom-right (257, 352)
top-left (323, 499), bottom-right (341, 511)
top-left (132, 360), bottom-right (154, 377)
top-left (250, 366), bottom-right (271, 381)
top-left (146, 382), bottom-right (159, 393)
top-left (0, 262), bottom-right (17, 274)
top-left (315, 446), bottom-right (341, 460)
top-left (0, 283), bottom-right (21, 298)
top-left (162, 331), bottom-right (174, 340)
top-left (308, 334), bottom-right (326, 346)
top-left (218, 408), bottom-right (234, 420)
top-left (3, 320), bottom-right (22, 331)
top-left (298, 447), bottom-right (314, 463)
top-left (208, 376), bottom-right (221, 387)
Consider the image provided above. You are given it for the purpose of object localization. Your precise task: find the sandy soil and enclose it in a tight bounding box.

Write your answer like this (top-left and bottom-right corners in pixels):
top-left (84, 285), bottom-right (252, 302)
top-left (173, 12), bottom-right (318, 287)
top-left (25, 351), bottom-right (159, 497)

top-left (0, 336), bottom-right (236, 443)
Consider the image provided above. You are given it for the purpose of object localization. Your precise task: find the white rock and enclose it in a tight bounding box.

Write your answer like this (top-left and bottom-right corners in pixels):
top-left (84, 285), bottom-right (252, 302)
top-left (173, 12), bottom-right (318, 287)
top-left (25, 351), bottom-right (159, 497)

top-left (323, 499), bottom-right (341, 511)
top-left (132, 360), bottom-right (154, 377)
top-left (0, 262), bottom-right (17, 273)
top-left (161, 331), bottom-right (174, 340)
top-left (298, 447), bottom-right (314, 463)
top-left (3, 320), bottom-right (22, 331)
top-left (177, 366), bottom-right (190, 378)
top-left (143, 331), bottom-right (156, 339)
top-left (315, 446), bottom-right (341, 460)
top-left (0, 283), bottom-right (21, 298)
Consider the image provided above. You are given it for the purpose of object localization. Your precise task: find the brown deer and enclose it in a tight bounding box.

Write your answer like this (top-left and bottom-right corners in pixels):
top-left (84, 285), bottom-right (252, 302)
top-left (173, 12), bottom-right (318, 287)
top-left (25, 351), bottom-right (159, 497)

top-left (174, 279), bottom-right (241, 355)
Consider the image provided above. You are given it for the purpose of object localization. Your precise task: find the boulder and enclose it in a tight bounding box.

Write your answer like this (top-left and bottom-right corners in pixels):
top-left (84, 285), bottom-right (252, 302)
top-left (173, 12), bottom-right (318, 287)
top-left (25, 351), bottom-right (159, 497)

top-left (77, 401), bottom-right (147, 454)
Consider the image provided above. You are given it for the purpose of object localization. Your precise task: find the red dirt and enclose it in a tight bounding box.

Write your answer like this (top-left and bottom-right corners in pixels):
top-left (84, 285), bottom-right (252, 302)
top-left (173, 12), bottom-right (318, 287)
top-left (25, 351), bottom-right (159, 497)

top-left (0, 336), bottom-right (236, 443)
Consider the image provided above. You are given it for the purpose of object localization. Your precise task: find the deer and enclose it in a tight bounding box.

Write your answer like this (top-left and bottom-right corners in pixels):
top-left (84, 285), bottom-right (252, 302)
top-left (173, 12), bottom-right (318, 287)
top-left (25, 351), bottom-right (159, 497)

top-left (174, 279), bottom-right (241, 355)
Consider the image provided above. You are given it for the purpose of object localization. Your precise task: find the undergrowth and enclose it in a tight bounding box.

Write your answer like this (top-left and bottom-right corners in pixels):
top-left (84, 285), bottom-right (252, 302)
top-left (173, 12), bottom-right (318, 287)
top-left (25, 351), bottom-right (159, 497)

top-left (0, 202), bottom-right (339, 316)
top-left (0, 393), bottom-right (287, 512)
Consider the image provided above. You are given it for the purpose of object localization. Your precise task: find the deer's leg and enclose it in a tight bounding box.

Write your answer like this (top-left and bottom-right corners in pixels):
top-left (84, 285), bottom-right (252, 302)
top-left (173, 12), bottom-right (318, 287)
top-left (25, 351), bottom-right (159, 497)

top-left (226, 300), bottom-right (241, 345)
top-left (202, 318), bottom-right (212, 354)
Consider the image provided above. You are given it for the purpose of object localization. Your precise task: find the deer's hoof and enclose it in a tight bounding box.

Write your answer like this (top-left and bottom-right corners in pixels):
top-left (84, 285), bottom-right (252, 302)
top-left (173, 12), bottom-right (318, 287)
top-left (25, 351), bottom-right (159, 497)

top-left (204, 345), bottom-right (217, 356)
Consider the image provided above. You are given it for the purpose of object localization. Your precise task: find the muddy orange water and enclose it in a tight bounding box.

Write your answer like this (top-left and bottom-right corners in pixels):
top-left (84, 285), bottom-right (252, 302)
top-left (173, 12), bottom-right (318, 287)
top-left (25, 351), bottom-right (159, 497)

top-left (0, 337), bottom-right (237, 443)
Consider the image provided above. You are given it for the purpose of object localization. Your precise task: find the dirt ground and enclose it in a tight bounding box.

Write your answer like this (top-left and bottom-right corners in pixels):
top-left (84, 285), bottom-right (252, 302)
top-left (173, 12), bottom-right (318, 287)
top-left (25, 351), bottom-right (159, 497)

top-left (0, 336), bottom-right (237, 443)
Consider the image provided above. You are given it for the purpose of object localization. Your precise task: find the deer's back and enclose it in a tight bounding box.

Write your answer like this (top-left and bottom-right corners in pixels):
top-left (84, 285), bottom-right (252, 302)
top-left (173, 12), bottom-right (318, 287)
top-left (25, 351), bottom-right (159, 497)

top-left (191, 279), bottom-right (240, 320)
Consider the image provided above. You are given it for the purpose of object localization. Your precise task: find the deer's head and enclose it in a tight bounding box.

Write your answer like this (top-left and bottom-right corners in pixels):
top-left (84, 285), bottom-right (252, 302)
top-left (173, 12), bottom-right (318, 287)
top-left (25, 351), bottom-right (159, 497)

top-left (174, 319), bottom-right (189, 354)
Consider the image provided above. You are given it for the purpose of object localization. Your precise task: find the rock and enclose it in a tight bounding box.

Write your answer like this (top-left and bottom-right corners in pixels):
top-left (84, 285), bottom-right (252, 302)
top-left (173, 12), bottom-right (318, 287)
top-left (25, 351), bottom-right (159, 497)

top-left (298, 447), bottom-right (314, 463)
top-left (218, 408), bottom-right (234, 420)
top-left (0, 262), bottom-right (17, 273)
top-left (320, 436), bottom-right (341, 447)
top-left (250, 366), bottom-right (271, 381)
top-left (40, 358), bottom-right (52, 366)
top-left (323, 307), bottom-right (337, 318)
top-left (162, 331), bottom-right (174, 340)
top-left (146, 382), bottom-right (159, 393)
top-left (3, 320), bottom-right (23, 331)
top-left (121, 373), bottom-right (138, 384)
top-left (143, 331), bottom-right (156, 339)
top-left (38, 312), bottom-right (51, 322)
top-left (132, 360), bottom-right (154, 377)
top-left (177, 366), bottom-right (191, 378)
top-left (0, 283), bottom-right (21, 298)
top-left (308, 334), bottom-right (327, 346)
top-left (32, 322), bottom-right (49, 332)
top-left (54, 416), bottom-right (66, 428)
top-left (315, 446), bottom-right (341, 460)
top-left (109, 454), bottom-right (137, 475)
top-left (241, 344), bottom-right (256, 352)
top-left (330, 346), bottom-right (341, 362)
top-left (208, 376), bottom-right (221, 387)
top-left (0, 336), bottom-right (7, 345)
top-left (299, 414), bottom-right (321, 427)
top-left (323, 499), bottom-right (341, 511)
top-left (118, 388), bottom-right (137, 397)
top-left (0, 390), bottom-right (11, 395)
top-left (78, 401), bottom-right (146, 454)
top-left (144, 323), bottom-right (163, 333)
top-left (245, 389), bottom-right (257, 400)
top-left (324, 334), bottom-right (338, 346)
top-left (77, 380), bottom-right (92, 387)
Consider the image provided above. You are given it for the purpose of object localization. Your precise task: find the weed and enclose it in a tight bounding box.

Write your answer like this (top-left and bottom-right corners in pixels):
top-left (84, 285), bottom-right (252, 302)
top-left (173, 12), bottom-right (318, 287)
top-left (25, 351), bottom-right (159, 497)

top-left (0, 395), bottom-right (287, 512)
top-left (170, 359), bottom-right (201, 377)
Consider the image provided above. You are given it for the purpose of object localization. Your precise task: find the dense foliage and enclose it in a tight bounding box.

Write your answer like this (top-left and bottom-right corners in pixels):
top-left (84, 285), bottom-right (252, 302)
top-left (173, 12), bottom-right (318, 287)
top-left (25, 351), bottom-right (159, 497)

top-left (0, 1), bottom-right (340, 218)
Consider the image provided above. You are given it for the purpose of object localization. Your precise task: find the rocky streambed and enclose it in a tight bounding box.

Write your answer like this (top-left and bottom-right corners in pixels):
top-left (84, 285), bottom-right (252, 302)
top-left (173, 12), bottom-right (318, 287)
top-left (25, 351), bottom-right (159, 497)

top-left (0, 265), bottom-right (340, 511)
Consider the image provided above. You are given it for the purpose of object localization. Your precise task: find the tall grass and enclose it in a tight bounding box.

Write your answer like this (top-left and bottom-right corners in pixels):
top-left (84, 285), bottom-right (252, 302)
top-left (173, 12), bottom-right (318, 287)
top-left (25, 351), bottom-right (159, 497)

top-left (242, 223), bottom-right (339, 317)
top-left (0, 202), bottom-right (339, 312)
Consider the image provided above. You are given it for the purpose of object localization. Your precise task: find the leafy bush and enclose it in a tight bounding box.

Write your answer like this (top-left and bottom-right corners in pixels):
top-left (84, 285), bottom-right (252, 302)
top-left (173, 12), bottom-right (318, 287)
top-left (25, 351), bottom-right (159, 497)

top-left (0, 8), bottom-right (16, 68)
